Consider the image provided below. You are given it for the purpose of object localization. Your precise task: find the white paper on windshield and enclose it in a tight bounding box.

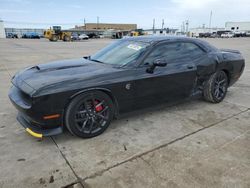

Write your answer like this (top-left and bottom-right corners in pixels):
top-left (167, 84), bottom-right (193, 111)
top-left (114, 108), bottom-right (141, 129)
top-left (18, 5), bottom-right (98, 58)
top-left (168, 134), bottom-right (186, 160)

top-left (127, 44), bottom-right (143, 51)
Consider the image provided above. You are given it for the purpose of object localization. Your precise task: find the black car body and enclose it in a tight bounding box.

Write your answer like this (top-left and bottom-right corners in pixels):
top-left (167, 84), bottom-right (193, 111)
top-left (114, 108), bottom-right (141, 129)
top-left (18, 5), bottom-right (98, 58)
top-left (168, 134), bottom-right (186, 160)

top-left (9, 36), bottom-right (245, 138)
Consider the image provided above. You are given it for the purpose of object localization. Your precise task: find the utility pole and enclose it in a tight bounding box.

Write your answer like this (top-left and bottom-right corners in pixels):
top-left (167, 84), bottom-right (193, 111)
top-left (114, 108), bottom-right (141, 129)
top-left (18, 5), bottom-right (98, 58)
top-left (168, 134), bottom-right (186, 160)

top-left (97, 16), bottom-right (99, 30)
top-left (186, 20), bottom-right (189, 33)
top-left (153, 18), bottom-right (155, 34)
top-left (162, 19), bottom-right (164, 30)
top-left (84, 18), bottom-right (86, 30)
top-left (209, 11), bottom-right (212, 33)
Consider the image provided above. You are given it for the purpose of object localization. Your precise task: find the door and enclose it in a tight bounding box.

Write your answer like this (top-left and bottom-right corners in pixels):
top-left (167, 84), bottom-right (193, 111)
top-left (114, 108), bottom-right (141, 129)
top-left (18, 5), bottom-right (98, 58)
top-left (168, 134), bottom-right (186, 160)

top-left (133, 42), bottom-right (198, 108)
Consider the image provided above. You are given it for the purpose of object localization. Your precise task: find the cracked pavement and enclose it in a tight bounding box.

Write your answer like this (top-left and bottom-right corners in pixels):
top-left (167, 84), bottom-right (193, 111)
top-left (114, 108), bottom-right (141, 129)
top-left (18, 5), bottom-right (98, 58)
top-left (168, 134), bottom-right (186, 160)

top-left (0, 38), bottom-right (250, 188)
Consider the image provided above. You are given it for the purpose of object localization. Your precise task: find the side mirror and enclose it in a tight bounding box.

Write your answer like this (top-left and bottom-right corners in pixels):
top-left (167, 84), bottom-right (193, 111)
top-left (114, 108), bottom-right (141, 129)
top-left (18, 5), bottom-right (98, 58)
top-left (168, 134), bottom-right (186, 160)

top-left (146, 59), bottom-right (167, 73)
top-left (153, 59), bottom-right (167, 67)
top-left (83, 56), bottom-right (90, 59)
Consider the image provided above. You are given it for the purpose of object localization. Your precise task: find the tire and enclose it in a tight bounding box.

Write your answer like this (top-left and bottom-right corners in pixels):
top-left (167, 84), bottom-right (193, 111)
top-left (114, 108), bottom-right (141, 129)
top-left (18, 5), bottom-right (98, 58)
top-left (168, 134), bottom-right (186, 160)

top-left (65, 91), bottom-right (114, 138)
top-left (63, 35), bottom-right (70, 42)
top-left (203, 70), bottom-right (228, 103)
top-left (50, 35), bottom-right (58, 42)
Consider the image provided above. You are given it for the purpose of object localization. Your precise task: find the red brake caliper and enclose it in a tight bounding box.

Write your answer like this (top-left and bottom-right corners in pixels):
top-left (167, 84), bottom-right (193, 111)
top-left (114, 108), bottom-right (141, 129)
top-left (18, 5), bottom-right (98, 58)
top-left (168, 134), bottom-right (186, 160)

top-left (94, 100), bottom-right (103, 112)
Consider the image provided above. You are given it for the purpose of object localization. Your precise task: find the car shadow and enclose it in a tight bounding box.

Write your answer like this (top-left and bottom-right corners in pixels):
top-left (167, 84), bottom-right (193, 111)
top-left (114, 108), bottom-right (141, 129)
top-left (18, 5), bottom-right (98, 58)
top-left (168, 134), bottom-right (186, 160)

top-left (50, 97), bottom-right (203, 141)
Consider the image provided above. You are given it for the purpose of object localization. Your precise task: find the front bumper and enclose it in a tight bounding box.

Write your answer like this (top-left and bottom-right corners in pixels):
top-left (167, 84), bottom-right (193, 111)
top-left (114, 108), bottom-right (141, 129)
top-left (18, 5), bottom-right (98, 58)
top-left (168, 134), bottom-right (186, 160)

top-left (17, 113), bottom-right (63, 138)
top-left (9, 85), bottom-right (64, 138)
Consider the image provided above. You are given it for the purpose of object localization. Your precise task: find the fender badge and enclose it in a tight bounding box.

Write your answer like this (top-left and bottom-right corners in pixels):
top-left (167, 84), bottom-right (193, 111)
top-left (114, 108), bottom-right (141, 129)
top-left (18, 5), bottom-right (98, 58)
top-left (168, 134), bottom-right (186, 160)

top-left (125, 83), bottom-right (131, 90)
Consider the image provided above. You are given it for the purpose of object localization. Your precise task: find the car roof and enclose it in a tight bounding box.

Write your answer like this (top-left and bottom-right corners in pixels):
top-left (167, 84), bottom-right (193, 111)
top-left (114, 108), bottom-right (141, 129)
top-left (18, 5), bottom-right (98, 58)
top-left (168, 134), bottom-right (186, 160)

top-left (122, 35), bottom-right (218, 52)
top-left (122, 35), bottom-right (195, 43)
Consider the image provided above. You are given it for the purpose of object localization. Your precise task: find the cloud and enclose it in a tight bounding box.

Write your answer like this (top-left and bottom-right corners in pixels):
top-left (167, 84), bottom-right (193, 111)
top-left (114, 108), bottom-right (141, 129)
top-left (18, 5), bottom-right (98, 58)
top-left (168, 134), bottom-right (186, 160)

top-left (171, 0), bottom-right (217, 9)
top-left (1, 0), bottom-right (250, 29)
top-left (68, 4), bottom-right (82, 9)
top-left (1, 0), bottom-right (31, 4)
top-left (149, 0), bottom-right (250, 28)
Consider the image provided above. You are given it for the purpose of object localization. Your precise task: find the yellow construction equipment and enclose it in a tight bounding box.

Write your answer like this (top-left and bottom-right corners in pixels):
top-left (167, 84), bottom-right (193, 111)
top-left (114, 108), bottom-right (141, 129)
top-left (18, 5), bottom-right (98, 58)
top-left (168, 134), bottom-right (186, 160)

top-left (44, 26), bottom-right (71, 42)
top-left (130, 31), bottom-right (139, 37)
top-left (130, 29), bottom-right (147, 37)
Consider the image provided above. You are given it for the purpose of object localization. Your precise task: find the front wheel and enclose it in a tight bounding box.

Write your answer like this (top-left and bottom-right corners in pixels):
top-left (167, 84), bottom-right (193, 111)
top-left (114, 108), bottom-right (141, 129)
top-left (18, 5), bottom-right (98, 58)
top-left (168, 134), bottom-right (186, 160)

top-left (203, 71), bottom-right (228, 103)
top-left (65, 91), bottom-right (114, 138)
top-left (50, 35), bottom-right (58, 42)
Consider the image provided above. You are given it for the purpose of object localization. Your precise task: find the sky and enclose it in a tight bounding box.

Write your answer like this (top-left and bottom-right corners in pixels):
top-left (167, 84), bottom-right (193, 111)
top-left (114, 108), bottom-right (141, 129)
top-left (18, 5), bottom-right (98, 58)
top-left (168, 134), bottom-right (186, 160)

top-left (0, 0), bottom-right (250, 30)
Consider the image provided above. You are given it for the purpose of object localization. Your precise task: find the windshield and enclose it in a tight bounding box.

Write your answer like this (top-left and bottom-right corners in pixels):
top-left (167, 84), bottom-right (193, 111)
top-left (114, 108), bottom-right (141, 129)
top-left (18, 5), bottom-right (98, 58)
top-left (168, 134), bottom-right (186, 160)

top-left (90, 40), bottom-right (150, 66)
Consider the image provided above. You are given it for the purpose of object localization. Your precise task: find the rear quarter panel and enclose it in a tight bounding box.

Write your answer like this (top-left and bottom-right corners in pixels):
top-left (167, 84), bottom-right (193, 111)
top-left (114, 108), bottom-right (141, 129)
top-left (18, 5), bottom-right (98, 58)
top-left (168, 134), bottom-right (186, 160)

top-left (218, 50), bottom-right (245, 86)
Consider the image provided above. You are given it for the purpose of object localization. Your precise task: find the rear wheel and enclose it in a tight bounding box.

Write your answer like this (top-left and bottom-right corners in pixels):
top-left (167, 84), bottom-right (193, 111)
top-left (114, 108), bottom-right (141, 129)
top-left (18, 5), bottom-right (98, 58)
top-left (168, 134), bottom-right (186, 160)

top-left (63, 35), bottom-right (70, 42)
top-left (203, 71), bottom-right (228, 103)
top-left (65, 91), bottom-right (114, 138)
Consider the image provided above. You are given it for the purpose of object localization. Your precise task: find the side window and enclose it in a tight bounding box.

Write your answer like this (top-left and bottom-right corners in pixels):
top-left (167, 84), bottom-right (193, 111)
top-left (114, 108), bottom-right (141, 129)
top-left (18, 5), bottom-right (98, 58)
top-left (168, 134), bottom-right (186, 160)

top-left (143, 42), bottom-right (206, 65)
top-left (143, 42), bottom-right (185, 65)
top-left (182, 43), bottom-right (205, 58)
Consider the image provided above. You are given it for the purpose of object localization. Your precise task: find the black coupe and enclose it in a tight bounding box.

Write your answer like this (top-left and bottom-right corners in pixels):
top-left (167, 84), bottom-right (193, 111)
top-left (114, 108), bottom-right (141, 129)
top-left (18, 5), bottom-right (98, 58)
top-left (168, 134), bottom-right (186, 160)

top-left (9, 36), bottom-right (245, 138)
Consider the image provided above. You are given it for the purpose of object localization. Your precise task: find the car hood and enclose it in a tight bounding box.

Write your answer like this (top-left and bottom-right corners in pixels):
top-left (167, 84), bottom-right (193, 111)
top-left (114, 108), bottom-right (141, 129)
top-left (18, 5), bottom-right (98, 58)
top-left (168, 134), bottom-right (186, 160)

top-left (12, 58), bottom-right (122, 96)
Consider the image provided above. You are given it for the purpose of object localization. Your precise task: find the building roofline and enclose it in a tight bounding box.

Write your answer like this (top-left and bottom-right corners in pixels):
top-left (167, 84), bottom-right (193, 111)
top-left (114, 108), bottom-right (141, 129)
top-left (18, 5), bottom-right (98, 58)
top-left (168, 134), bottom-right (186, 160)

top-left (85, 23), bottom-right (137, 25)
top-left (225, 21), bottom-right (250, 24)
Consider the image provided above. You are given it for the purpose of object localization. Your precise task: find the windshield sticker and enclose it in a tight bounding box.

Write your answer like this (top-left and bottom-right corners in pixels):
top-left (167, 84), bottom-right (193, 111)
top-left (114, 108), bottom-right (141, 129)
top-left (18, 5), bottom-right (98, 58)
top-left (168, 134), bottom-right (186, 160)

top-left (127, 44), bottom-right (143, 51)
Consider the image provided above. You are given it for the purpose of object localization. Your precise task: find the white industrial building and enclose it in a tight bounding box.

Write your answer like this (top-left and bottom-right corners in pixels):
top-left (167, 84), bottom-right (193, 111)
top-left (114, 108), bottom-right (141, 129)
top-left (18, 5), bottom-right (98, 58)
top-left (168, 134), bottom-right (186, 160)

top-left (5, 28), bottom-right (45, 38)
top-left (0, 20), bottom-right (6, 38)
top-left (225, 22), bottom-right (250, 32)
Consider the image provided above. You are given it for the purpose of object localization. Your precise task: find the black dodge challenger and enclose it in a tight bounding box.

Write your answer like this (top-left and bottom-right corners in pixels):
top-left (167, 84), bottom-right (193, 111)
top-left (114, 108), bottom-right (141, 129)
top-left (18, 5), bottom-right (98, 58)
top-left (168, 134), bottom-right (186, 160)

top-left (9, 36), bottom-right (245, 138)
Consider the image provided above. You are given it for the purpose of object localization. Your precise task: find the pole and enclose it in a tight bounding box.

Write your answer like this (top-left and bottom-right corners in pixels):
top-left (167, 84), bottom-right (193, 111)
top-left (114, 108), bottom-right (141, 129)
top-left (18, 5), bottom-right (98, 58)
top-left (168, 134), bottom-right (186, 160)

top-left (209, 11), bottom-right (212, 33)
top-left (153, 19), bottom-right (155, 34)
top-left (84, 18), bottom-right (86, 30)
top-left (186, 20), bottom-right (189, 33)
top-left (97, 16), bottom-right (99, 30)
top-left (162, 19), bottom-right (164, 30)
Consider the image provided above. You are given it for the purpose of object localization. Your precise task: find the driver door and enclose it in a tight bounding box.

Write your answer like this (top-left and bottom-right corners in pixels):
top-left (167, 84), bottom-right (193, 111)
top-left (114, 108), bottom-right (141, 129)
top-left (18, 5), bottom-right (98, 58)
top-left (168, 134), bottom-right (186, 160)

top-left (133, 42), bottom-right (197, 108)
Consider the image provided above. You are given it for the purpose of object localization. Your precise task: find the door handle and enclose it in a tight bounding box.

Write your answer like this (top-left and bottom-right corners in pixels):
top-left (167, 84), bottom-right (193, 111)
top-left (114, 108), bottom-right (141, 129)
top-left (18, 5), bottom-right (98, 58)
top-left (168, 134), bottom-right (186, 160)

top-left (187, 65), bottom-right (194, 69)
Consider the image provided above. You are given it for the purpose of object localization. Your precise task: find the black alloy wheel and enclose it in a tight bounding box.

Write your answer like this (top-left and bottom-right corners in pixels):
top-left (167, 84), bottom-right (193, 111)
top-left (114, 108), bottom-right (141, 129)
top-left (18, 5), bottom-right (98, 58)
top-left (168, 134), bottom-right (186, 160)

top-left (213, 71), bottom-right (228, 101)
top-left (203, 70), bottom-right (228, 103)
top-left (65, 91), bottom-right (113, 138)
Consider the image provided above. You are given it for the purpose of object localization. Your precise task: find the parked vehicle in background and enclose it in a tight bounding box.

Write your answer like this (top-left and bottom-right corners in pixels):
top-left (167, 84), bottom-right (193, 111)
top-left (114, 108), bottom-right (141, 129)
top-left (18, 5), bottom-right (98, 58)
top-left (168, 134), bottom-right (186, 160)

top-left (79, 34), bottom-right (89, 40)
top-left (71, 33), bottom-right (80, 40)
top-left (221, 32), bottom-right (234, 38)
top-left (87, 33), bottom-right (98, 38)
top-left (6, 33), bottom-right (18, 38)
top-left (39, 35), bottom-right (45, 38)
top-left (210, 32), bottom-right (219, 38)
top-left (22, 32), bottom-right (40, 39)
top-left (96, 34), bottom-right (104, 39)
top-left (234, 31), bottom-right (246, 37)
top-left (192, 33), bottom-right (199, 38)
top-left (199, 33), bottom-right (211, 38)
top-left (246, 31), bottom-right (250, 37)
